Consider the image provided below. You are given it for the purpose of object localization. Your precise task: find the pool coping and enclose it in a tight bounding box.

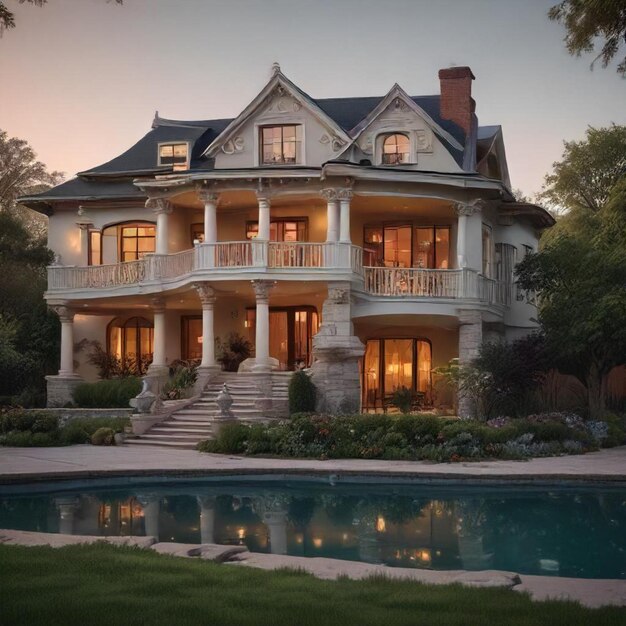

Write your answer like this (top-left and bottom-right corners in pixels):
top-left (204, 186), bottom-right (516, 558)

top-left (0, 445), bottom-right (625, 487)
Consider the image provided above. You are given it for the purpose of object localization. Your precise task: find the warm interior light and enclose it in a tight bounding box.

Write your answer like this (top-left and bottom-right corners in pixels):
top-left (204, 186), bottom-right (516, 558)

top-left (237, 527), bottom-right (246, 540)
top-left (197, 336), bottom-right (203, 344)
top-left (312, 537), bottom-right (323, 548)
top-left (376, 516), bottom-right (386, 533)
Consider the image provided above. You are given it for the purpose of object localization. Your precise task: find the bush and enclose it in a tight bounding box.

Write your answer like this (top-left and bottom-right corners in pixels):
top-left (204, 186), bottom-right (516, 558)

top-left (288, 371), bottom-right (317, 415)
top-left (204, 422), bottom-right (250, 454)
top-left (32, 413), bottom-right (59, 433)
top-left (91, 427), bottom-right (116, 446)
top-left (73, 378), bottom-right (141, 408)
top-left (59, 422), bottom-right (90, 445)
top-left (216, 333), bottom-right (252, 372)
top-left (162, 363), bottom-right (198, 400)
top-left (0, 409), bottom-right (37, 433)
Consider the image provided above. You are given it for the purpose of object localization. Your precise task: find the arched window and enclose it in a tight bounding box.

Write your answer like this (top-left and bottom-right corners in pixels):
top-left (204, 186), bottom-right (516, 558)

top-left (108, 317), bottom-right (154, 373)
top-left (382, 133), bottom-right (410, 165)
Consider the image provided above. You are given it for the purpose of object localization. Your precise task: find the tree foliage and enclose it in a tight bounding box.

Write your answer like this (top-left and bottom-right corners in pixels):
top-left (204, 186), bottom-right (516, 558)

top-left (540, 124), bottom-right (626, 214)
top-left (0, 0), bottom-right (122, 33)
top-left (549, 0), bottom-right (626, 75)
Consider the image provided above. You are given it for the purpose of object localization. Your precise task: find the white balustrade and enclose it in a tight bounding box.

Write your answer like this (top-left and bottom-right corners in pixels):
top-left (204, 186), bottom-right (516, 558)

top-left (268, 242), bottom-right (327, 268)
top-left (195, 241), bottom-right (254, 269)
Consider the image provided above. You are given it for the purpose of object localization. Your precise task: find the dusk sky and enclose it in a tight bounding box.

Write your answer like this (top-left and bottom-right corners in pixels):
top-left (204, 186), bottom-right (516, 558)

top-left (1, 0), bottom-right (624, 197)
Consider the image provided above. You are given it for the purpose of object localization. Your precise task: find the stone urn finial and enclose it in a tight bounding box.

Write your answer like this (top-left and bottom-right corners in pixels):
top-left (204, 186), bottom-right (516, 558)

top-left (216, 383), bottom-right (234, 418)
top-left (130, 377), bottom-right (157, 414)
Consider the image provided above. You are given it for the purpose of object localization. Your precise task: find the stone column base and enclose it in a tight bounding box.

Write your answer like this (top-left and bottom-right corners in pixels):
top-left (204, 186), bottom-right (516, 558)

top-left (310, 337), bottom-right (364, 415)
top-left (46, 375), bottom-right (84, 408)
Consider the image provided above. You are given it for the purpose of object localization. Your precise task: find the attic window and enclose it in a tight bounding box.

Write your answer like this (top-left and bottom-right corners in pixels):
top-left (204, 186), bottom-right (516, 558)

top-left (158, 143), bottom-right (188, 170)
top-left (382, 133), bottom-right (410, 165)
top-left (260, 125), bottom-right (302, 165)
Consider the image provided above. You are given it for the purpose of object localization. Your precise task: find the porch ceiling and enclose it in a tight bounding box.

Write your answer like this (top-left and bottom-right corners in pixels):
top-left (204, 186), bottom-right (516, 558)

top-left (353, 313), bottom-right (459, 332)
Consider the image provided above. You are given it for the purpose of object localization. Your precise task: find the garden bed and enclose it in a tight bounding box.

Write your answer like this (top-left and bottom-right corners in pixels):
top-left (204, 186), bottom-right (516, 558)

top-left (198, 412), bottom-right (626, 462)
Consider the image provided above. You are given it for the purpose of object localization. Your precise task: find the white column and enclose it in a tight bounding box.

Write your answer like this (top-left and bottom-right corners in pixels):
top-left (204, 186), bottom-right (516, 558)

top-left (53, 305), bottom-right (75, 376)
top-left (252, 280), bottom-right (272, 372)
top-left (455, 201), bottom-right (482, 270)
top-left (55, 498), bottom-right (79, 535)
top-left (257, 194), bottom-right (271, 240)
top-left (322, 189), bottom-right (339, 243)
top-left (199, 191), bottom-right (219, 244)
top-left (195, 283), bottom-right (217, 369)
top-left (137, 496), bottom-right (160, 540)
top-left (338, 189), bottom-right (353, 244)
top-left (147, 198), bottom-right (172, 256)
top-left (151, 297), bottom-right (167, 370)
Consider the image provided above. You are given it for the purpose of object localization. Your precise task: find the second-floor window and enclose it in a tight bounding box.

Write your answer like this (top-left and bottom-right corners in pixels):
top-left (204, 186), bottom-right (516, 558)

top-left (120, 224), bottom-right (156, 262)
top-left (88, 231), bottom-right (102, 266)
top-left (158, 143), bottom-right (188, 170)
top-left (246, 218), bottom-right (307, 242)
top-left (261, 125), bottom-right (302, 165)
top-left (382, 133), bottom-right (410, 165)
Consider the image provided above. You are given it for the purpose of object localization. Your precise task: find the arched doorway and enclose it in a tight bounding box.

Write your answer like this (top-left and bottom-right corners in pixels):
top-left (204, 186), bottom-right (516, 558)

top-left (107, 316), bottom-right (154, 374)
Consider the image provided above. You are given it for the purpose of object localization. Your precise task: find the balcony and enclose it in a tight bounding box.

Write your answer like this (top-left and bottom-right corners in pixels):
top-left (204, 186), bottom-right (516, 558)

top-left (47, 241), bottom-right (505, 306)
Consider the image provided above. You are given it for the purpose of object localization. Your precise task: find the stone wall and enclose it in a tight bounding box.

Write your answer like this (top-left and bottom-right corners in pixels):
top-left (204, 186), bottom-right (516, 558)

top-left (457, 309), bottom-right (483, 418)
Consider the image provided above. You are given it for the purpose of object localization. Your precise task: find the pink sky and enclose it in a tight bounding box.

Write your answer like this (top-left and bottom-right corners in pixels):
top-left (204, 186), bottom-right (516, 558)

top-left (1, 0), bottom-right (624, 197)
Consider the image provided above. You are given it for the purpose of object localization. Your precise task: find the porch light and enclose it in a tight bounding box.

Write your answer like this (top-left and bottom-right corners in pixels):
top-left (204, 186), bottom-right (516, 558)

top-left (237, 527), bottom-right (246, 540)
top-left (312, 537), bottom-right (323, 548)
top-left (197, 336), bottom-right (203, 344)
top-left (376, 516), bottom-right (386, 533)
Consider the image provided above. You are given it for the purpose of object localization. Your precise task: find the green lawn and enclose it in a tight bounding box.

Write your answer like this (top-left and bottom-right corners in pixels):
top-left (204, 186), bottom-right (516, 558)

top-left (0, 544), bottom-right (623, 625)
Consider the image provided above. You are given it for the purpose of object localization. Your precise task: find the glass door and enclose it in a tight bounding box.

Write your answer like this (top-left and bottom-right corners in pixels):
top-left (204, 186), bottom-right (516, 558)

top-left (383, 226), bottom-right (412, 268)
top-left (269, 311), bottom-right (289, 370)
top-left (383, 339), bottom-right (413, 396)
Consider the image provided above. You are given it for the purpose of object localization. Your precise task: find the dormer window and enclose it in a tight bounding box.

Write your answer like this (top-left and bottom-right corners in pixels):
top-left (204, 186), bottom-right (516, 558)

top-left (382, 133), bottom-right (410, 165)
top-left (158, 143), bottom-right (188, 170)
top-left (261, 125), bottom-right (302, 165)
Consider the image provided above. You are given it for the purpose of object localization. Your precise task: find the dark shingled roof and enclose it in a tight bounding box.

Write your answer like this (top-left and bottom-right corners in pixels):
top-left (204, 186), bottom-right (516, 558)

top-left (22, 94), bottom-right (475, 207)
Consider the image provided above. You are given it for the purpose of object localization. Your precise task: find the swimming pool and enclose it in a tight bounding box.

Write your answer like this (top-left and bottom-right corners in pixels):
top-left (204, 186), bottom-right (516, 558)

top-left (1, 476), bottom-right (624, 579)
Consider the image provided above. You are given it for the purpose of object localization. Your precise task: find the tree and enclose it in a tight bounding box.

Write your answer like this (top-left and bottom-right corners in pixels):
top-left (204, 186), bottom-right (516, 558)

top-left (516, 179), bottom-right (626, 418)
top-left (0, 129), bottom-right (62, 406)
top-left (549, 0), bottom-right (626, 76)
top-left (0, 0), bottom-right (122, 33)
top-left (540, 124), bottom-right (626, 215)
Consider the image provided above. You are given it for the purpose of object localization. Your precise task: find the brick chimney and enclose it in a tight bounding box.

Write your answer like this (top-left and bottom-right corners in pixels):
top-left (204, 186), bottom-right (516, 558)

top-left (438, 66), bottom-right (475, 137)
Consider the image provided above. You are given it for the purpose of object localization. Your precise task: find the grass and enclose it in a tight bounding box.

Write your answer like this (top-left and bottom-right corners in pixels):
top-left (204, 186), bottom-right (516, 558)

top-left (0, 543), bottom-right (623, 625)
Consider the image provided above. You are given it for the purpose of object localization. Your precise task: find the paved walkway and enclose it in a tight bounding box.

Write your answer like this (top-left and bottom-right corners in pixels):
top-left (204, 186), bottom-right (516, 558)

top-left (0, 444), bottom-right (625, 483)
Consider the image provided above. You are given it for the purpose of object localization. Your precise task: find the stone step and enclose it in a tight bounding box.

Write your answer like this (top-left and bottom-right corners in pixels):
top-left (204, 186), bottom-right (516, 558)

top-left (150, 426), bottom-right (213, 435)
top-left (125, 439), bottom-right (199, 450)
top-left (135, 432), bottom-right (207, 442)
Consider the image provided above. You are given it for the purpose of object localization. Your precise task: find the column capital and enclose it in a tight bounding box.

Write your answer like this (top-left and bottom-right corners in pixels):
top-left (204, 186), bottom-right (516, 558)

top-left (252, 279), bottom-right (273, 303)
top-left (320, 188), bottom-right (338, 202)
top-left (256, 192), bottom-right (272, 207)
top-left (194, 282), bottom-right (216, 306)
top-left (151, 296), bottom-right (166, 313)
top-left (337, 188), bottom-right (353, 201)
top-left (327, 282), bottom-right (350, 304)
top-left (197, 189), bottom-right (220, 205)
top-left (50, 304), bottom-right (74, 323)
top-left (455, 200), bottom-right (485, 217)
top-left (146, 197), bottom-right (173, 214)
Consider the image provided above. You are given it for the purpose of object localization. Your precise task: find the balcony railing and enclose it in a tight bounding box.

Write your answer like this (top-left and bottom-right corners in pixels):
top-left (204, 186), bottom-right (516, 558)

top-left (46, 242), bottom-right (505, 306)
top-left (363, 266), bottom-right (505, 304)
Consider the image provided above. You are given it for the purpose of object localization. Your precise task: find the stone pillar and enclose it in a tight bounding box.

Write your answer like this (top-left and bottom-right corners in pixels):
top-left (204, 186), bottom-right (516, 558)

top-left (197, 496), bottom-right (216, 544)
top-left (147, 198), bottom-right (172, 256)
top-left (338, 189), bottom-right (352, 244)
top-left (55, 497), bottom-right (79, 535)
top-left (321, 189), bottom-right (339, 243)
top-left (257, 194), bottom-right (271, 241)
top-left (137, 495), bottom-right (160, 540)
top-left (455, 201), bottom-right (482, 270)
top-left (457, 309), bottom-right (483, 419)
top-left (148, 297), bottom-right (168, 377)
top-left (194, 283), bottom-right (218, 371)
top-left (254, 494), bottom-right (289, 555)
top-left (46, 304), bottom-right (83, 407)
top-left (310, 282), bottom-right (364, 414)
top-left (252, 280), bottom-right (273, 372)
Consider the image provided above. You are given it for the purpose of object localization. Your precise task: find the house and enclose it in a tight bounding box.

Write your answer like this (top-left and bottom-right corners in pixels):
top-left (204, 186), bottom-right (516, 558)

top-left (21, 64), bottom-right (554, 424)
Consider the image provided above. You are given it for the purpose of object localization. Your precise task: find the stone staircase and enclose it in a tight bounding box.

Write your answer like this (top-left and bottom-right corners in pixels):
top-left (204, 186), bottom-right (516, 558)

top-left (125, 371), bottom-right (292, 450)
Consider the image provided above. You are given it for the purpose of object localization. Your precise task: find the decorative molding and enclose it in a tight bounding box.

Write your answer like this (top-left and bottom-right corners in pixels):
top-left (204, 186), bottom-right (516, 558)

top-left (455, 200), bottom-right (485, 217)
top-left (194, 282), bottom-right (216, 307)
top-left (221, 136), bottom-right (245, 155)
top-left (415, 129), bottom-right (433, 152)
top-left (252, 279), bottom-right (273, 302)
top-left (50, 305), bottom-right (74, 323)
top-left (197, 189), bottom-right (220, 205)
top-left (265, 85), bottom-right (303, 114)
top-left (320, 133), bottom-right (347, 152)
top-left (337, 188), bottom-right (353, 201)
top-left (358, 135), bottom-right (373, 155)
top-left (151, 296), bottom-right (166, 313)
top-left (392, 97), bottom-right (410, 112)
top-left (320, 188), bottom-right (338, 202)
top-left (327, 285), bottom-right (349, 304)
top-left (146, 198), bottom-right (173, 215)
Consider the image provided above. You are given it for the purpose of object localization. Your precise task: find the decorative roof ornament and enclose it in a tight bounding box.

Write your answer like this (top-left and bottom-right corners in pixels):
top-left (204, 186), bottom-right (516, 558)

top-left (151, 110), bottom-right (160, 129)
top-left (271, 62), bottom-right (281, 76)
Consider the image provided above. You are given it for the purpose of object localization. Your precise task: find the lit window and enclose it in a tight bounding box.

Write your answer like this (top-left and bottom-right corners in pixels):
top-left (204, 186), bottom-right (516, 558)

top-left (382, 133), bottom-right (410, 165)
top-left (246, 218), bottom-right (307, 241)
top-left (158, 143), bottom-right (188, 170)
top-left (120, 224), bottom-right (156, 262)
top-left (89, 231), bottom-right (102, 266)
top-left (108, 317), bottom-right (153, 374)
top-left (260, 125), bottom-right (302, 165)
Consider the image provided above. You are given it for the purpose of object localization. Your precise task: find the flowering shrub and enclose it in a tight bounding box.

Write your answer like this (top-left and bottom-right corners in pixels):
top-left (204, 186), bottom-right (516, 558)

top-left (197, 412), bottom-right (625, 462)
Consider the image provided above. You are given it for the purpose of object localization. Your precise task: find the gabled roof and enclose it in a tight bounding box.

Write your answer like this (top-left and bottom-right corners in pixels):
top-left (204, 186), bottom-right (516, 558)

top-left (203, 66), bottom-right (351, 158)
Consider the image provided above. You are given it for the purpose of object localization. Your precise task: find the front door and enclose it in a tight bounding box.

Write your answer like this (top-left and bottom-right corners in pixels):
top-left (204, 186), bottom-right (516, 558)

top-left (362, 338), bottom-right (432, 411)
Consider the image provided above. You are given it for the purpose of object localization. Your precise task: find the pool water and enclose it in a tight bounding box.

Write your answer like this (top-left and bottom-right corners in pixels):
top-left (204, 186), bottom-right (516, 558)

top-left (0, 478), bottom-right (624, 579)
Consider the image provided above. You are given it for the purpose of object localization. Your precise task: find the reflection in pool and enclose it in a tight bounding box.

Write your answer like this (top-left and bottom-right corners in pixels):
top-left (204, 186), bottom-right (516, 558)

top-left (0, 480), bottom-right (624, 579)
